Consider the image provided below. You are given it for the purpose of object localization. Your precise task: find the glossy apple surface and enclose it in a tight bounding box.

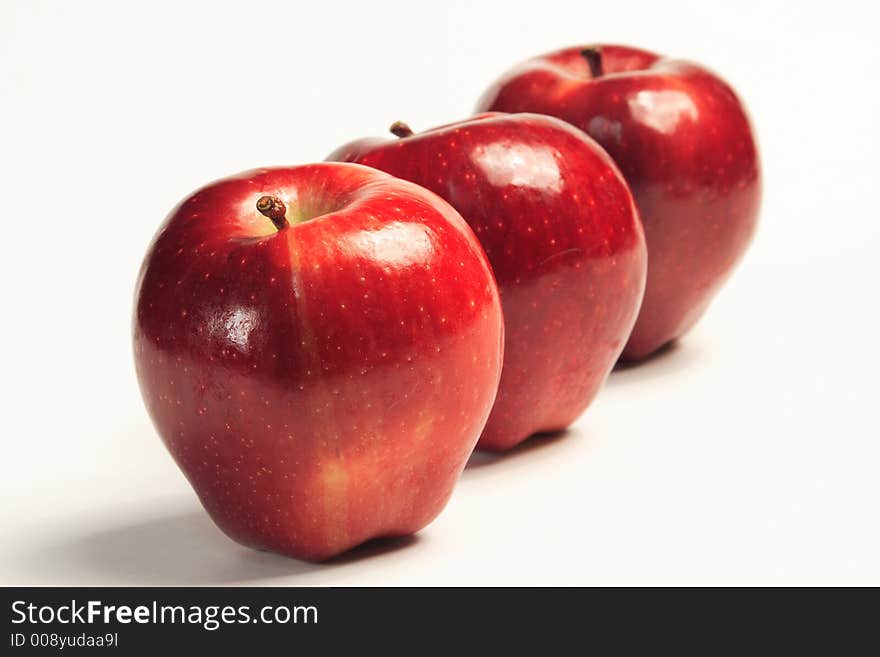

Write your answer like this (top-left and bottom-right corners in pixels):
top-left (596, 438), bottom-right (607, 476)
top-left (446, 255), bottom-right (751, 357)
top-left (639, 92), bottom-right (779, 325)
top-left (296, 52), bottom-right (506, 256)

top-left (329, 114), bottom-right (646, 450)
top-left (133, 163), bottom-right (503, 560)
top-left (477, 45), bottom-right (761, 360)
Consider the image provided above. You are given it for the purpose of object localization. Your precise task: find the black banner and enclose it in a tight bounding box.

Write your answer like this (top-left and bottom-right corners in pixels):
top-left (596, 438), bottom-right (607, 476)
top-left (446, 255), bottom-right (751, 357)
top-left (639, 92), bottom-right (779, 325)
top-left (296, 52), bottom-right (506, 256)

top-left (1, 587), bottom-right (874, 653)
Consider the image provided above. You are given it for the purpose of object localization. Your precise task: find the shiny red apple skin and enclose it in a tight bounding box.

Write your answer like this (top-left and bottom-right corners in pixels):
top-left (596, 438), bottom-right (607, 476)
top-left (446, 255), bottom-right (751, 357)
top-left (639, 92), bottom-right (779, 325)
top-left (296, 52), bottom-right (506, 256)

top-left (477, 45), bottom-right (761, 360)
top-left (329, 114), bottom-right (646, 450)
top-left (133, 163), bottom-right (503, 561)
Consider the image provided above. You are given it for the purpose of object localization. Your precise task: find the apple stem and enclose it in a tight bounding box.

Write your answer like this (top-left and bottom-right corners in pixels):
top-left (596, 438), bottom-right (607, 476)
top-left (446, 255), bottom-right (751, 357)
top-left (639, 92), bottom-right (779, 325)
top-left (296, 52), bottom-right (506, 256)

top-left (580, 48), bottom-right (603, 78)
top-left (256, 195), bottom-right (288, 230)
top-left (389, 121), bottom-right (414, 138)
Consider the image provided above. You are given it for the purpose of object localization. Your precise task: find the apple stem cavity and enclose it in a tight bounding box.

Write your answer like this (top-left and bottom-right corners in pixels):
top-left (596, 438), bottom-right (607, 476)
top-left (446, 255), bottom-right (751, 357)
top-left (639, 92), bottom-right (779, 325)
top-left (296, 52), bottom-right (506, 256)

top-left (256, 195), bottom-right (289, 230)
top-left (389, 121), bottom-right (414, 138)
top-left (580, 48), bottom-right (603, 78)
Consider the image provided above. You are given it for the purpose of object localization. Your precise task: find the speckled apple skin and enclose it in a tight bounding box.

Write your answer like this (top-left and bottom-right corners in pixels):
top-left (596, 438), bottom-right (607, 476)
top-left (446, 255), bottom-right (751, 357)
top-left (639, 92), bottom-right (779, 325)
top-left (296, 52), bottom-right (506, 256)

top-left (476, 45), bottom-right (761, 360)
top-left (133, 163), bottom-right (503, 561)
top-left (329, 114), bottom-right (646, 450)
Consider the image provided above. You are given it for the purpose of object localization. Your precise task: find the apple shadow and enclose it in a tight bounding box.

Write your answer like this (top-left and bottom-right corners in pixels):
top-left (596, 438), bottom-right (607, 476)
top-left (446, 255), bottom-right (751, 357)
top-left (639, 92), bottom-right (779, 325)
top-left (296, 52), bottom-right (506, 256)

top-left (465, 429), bottom-right (571, 470)
top-left (606, 339), bottom-right (703, 387)
top-left (22, 506), bottom-right (419, 586)
top-left (614, 339), bottom-right (682, 372)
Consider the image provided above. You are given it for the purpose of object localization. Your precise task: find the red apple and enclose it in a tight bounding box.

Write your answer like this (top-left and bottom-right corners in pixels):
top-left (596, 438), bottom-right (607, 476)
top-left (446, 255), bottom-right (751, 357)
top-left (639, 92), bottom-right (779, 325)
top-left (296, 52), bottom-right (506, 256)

top-left (476, 45), bottom-right (761, 360)
top-left (329, 114), bottom-right (646, 450)
top-left (133, 163), bottom-right (503, 560)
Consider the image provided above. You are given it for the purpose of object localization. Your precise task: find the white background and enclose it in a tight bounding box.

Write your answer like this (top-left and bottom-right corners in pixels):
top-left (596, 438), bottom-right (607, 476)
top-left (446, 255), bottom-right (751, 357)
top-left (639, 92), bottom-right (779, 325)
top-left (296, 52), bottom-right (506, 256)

top-left (2, 0), bottom-right (878, 586)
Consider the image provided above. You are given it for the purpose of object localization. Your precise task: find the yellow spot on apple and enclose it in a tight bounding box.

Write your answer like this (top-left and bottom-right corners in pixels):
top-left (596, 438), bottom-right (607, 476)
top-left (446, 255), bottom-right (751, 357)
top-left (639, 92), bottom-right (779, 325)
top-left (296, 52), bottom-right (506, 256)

top-left (322, 459), bottom-right (349, 550)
